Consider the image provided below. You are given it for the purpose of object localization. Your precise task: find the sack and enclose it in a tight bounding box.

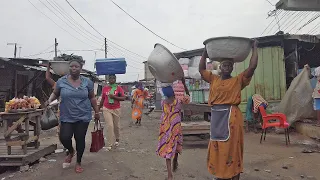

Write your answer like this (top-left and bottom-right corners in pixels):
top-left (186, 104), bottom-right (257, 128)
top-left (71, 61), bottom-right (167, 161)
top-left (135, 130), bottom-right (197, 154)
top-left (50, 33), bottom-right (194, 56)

top-left (277, 66), bottom-right (317, 125)
top-left (90, 121), bottom-right (105, 152)
top-left (41, 107), bottom-right (59, 130)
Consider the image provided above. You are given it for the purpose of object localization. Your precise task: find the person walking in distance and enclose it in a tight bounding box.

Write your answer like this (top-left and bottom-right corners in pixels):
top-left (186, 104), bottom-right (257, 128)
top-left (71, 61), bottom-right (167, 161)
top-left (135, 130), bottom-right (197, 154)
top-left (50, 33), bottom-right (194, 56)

top-left (99, 75), bottom-right (126, 151)
top-left (131, 82), bottom-right (147, 125)
top-left (47, 59), bottom-right (100, 173)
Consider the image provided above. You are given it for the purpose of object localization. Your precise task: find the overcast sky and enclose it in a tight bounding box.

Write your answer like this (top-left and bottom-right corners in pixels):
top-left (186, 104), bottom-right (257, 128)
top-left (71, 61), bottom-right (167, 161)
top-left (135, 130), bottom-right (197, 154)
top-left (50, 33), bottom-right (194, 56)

top-left (0, 0), bottom-right (316, 82)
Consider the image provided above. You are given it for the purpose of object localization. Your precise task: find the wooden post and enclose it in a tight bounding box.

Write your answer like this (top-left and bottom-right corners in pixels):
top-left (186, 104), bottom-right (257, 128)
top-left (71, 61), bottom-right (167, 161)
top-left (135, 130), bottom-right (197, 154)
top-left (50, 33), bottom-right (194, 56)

top-left (55, 38), bottom-right (58, 58)
top-left (14, 71), bottom-right (17, 97)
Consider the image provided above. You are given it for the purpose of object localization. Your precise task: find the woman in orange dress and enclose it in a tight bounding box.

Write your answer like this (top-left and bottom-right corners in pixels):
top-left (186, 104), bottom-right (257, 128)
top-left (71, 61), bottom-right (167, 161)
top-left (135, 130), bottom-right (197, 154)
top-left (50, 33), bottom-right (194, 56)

top-left (131, 82), bottom-right (147, 125)
top-left (199, 40), bottom-right (258, 180)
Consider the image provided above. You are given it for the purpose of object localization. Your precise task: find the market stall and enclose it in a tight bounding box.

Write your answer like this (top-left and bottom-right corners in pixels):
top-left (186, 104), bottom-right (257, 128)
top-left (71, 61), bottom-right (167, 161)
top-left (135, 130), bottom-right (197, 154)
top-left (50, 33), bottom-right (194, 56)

top-left (0, 96), bottom-right (57, 166)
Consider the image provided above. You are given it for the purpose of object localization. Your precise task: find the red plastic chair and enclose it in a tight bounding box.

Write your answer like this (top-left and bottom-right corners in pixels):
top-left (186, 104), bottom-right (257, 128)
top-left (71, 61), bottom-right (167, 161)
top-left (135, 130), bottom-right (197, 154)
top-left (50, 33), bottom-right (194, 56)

top-left (258, 106), bottom-right (290, 145)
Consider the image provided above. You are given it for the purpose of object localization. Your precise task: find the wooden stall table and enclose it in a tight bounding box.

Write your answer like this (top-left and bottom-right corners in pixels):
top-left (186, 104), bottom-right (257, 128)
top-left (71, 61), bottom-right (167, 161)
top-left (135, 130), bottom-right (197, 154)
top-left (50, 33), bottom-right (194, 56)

top-left (181, 104), bottom-right (211, 136)
top-left (0, 109), bottom-right (43, 155)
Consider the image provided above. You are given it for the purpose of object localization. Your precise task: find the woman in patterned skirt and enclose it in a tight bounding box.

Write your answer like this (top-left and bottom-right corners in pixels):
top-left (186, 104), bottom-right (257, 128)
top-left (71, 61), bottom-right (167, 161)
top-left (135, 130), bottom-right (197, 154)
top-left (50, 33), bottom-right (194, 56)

top-left (156, 79), bottom-right (189, 180)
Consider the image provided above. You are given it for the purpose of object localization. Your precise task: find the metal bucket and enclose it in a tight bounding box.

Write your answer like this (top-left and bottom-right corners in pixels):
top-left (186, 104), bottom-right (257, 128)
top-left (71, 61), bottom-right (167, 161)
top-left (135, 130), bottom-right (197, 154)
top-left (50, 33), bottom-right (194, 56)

top-left (147, 43), bottom-right (184, 83)
top-left (204, 36), bottom-right (253, 62)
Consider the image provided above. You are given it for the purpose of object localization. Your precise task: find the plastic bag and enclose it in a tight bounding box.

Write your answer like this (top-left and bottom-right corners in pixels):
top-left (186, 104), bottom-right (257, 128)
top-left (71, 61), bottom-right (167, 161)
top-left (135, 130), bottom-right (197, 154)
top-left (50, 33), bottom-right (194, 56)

top-left (41, 107), bottom-right (59, 130)
top-left (178, 58), bottom-right (190, 65)
top-left (188, 67), bottom-right (201, 80)
top-left (277, 66), bottom-right (317, 125)
top-left (189, 56), bottom-right (201, 67)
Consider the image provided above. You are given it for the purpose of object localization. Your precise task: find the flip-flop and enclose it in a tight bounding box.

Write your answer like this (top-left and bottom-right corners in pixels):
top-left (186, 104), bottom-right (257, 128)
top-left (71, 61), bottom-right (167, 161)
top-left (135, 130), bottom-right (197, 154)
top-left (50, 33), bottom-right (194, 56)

top-left (75, 165), bottom-right (84, 173)
top-left (62, 152), bottom-right (76, 169)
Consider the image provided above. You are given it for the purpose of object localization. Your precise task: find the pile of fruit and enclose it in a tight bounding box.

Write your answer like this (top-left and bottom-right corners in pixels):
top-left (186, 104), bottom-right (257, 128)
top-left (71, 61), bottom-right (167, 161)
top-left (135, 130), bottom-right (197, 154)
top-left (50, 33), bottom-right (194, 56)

top-left (5, 96), bottom-right (41, 112)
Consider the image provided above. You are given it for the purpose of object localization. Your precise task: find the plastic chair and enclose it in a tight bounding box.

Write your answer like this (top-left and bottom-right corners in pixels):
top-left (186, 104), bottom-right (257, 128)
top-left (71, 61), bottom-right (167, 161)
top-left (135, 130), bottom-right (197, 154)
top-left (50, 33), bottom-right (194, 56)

top-left (258, 106), bottom-right (290, 145)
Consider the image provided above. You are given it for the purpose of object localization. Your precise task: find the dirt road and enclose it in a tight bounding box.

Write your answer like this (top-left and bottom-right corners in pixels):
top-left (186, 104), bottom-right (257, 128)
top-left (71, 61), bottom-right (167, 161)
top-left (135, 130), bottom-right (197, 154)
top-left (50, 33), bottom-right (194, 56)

top-left (1, 102), bottom-right (319, 180)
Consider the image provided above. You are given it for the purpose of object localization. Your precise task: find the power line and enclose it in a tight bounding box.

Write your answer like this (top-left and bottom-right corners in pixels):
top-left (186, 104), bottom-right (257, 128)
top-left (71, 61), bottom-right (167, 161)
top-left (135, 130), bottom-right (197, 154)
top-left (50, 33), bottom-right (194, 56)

top-left (39, 0), bottom-right (101, 47)
top-left (109, 0), bottom-right (187, 50)
top-left (64, 0), bottom-right (148, 60)
top-left (262, 10), bottom-right (289, 35)
top-left (23, 44), bottom-right (54, 57)
top-left (287, 12), bottom-right (312, 33)
top-left (65, 0), bottom-right (105, 38)
top-left (265, 0), bottom-right (274, 6)
top-left (108, 45), bottom-right (145, 62)
top-left (296, 13), bottom-right (320, 32)
top-left (108, 48), bottom-right (143, 66)
top-left (108, 51), bottom-right (143, 70)
top-left (282, 11), bottom-right (307, 32)
top-left (27, 0), bottom-right (98, 48)
top-left (277, 11), bottom-right (301, 33)
top-left (308, 18), bottom-right (320, 34)
top-left (297, 12), bottom-right (318, 33)
top-left (50, 0), bottom-right (103, 42)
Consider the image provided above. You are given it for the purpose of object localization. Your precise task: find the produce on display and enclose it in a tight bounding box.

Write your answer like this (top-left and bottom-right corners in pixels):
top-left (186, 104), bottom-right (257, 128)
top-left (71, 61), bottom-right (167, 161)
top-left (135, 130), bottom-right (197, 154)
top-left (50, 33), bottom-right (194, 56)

top-left (5, 96), bottom-right (41, 112)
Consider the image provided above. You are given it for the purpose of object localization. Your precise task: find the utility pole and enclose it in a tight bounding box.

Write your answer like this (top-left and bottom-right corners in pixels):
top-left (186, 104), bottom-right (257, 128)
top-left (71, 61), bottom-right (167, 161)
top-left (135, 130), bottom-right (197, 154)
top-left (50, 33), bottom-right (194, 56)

top-left (54, 38), bottom-right (58, 57)
top-left (7, 43), bottom-right (18, 58)
top-left (104, 38), bottom-right (107, 58)
top-left (104, 37), bottom-right (108, 82)
top-left (19, 47), bottom-right (22, 57)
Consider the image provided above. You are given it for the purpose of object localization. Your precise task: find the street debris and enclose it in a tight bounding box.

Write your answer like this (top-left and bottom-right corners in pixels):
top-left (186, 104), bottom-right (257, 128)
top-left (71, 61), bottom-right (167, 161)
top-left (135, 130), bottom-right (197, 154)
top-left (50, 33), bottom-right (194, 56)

top-left (19, 165), bottom-right (29, 172)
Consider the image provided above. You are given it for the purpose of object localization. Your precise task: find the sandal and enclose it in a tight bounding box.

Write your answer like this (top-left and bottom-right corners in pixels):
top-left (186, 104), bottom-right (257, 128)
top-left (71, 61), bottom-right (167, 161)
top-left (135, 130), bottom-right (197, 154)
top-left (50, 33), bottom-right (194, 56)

top-left (75, 165), bottom-right (84, 173)
top-left (105, 146), bottom-right (112, 151)
top-left (62, 152), bottom-right (75, 169)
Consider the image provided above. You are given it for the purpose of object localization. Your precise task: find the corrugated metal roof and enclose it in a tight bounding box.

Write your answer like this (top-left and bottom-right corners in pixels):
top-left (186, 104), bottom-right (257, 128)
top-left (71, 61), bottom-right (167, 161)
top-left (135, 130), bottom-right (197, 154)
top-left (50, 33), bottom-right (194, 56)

top-left (23, 65), bottom-right (55, 73)
top-left (173, 34), bottom-right (320, 59)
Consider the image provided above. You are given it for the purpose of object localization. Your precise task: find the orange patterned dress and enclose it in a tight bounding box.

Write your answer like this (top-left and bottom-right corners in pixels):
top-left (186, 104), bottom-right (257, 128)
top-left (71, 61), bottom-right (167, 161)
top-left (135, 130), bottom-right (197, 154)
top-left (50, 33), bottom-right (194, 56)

top-left (131, 89), bottom-right (146, 120)
top-left (156, 96), bottom-right (189, 159)
top-left (200, 70), bottom-right (251, 179)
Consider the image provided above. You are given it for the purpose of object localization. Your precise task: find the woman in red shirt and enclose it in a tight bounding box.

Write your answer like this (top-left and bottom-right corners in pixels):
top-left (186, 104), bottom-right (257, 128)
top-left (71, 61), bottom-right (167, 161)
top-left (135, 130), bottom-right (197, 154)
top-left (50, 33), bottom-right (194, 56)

top-left (99, 75), bottom-right (126, 151)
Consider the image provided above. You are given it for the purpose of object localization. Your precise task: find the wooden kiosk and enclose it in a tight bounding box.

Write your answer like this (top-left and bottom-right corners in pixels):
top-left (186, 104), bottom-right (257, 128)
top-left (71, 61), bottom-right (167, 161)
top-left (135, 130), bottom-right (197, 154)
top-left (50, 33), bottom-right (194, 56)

top-left (0, 109), bottom-right (57, 166)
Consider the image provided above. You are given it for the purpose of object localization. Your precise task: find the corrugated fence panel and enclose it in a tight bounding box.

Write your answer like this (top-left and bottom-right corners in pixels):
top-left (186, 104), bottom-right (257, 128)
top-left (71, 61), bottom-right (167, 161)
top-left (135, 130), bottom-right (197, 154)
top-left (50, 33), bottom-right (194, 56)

top-left (232, 46), bottom-right (286, 103)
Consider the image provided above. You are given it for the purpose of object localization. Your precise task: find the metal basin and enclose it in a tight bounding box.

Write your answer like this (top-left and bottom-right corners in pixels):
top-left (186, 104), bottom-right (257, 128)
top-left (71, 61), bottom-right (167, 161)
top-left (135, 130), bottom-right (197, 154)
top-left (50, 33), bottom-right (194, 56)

top-left (204, 36), bottom-right (253, 62)
top-left (49, 61), bottom-right (70, 76)
top-left (147, 43), bottom-right (184, 83)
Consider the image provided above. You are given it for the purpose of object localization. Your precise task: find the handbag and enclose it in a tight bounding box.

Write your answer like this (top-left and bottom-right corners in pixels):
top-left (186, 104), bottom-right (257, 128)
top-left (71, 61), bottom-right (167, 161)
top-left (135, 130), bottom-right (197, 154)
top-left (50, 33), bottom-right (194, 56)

top-left (90, 120), bottom-right (105, 152)
top-left (41, 107), bottom-right (59, 130)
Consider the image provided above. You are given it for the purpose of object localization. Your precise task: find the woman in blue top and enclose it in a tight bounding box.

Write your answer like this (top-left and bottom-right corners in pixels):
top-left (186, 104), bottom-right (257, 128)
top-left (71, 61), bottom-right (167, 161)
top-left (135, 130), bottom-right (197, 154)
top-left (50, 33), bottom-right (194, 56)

top-left (47, 59), bottom-right (100, 173)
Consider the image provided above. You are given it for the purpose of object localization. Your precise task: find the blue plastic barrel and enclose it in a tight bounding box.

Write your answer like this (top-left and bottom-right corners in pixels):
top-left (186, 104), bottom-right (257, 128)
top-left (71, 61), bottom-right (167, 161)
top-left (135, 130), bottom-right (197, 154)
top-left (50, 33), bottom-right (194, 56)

top-left (95, 58), bottom-right (127, 75)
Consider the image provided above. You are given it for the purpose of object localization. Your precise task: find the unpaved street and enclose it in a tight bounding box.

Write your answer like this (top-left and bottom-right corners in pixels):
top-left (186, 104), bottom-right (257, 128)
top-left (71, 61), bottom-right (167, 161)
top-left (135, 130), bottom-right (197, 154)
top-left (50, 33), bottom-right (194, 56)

top-left (1, 102), bottom-right (320, 180)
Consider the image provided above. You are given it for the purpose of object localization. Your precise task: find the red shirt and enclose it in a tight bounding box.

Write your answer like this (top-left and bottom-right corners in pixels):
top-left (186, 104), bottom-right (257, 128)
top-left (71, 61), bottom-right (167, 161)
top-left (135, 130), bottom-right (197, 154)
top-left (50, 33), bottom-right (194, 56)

top-left (102, 85), bottom-right (124, 109)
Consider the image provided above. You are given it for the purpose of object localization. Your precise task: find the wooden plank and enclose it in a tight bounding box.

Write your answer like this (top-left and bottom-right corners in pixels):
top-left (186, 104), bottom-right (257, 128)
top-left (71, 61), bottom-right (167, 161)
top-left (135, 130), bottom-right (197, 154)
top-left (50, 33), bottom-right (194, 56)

top-left (0, 144), bottom-right (57, 166)
top-left (0, 109), bottom-right (43, 117)
top-left (182, 121), bottom-right (210, 135)
top-left (6, 136), bottom-right (38, 146)
top-left (24, 144), bottom-right (57, 165)
top-left (182, 129), bottom-right (210, 135)
top-left (182, 104), bottom-right (211, 113)
top-left (4, 116), bottom-right (26, 137)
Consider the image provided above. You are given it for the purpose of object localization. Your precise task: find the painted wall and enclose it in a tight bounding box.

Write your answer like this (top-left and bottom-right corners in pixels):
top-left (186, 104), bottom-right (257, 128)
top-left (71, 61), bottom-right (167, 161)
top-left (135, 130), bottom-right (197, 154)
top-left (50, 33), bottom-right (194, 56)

top-left (232, 46), bottom-right (287, 112)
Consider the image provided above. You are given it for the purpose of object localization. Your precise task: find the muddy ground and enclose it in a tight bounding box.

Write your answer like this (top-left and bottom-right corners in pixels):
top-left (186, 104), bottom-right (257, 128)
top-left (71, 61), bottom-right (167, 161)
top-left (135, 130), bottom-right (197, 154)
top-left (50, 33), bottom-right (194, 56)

top-left (0, 102), bottom-right (320, 180)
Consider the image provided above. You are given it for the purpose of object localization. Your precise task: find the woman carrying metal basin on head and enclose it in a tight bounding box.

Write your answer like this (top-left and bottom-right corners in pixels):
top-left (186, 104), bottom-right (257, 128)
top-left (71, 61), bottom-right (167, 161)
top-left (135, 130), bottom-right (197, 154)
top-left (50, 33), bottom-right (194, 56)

top-left (199, 37), bottom-right (258, 180)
